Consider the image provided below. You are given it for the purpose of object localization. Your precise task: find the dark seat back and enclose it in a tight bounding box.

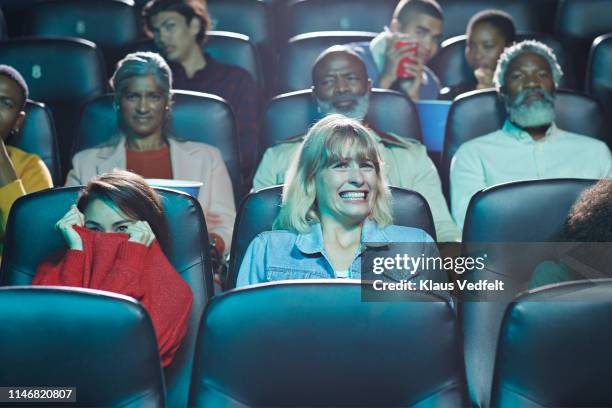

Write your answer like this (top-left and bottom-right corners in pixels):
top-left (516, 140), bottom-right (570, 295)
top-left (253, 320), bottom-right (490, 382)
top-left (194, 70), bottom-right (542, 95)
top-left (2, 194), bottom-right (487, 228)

top-left (284, 0), bottom-right (396, 39)
top-left (491, 280), bottom-right (612, 407)
top-left (430, 33), bottom-right (574, 91)
top-left (226, 185), bottom-right (435, 289)
top-left (587, 33), bottom-right (612, 144)
top-left (6, 100), bottom-right (61, 185)
top-left (75, 91), bottom-right (242, 202)
top-left (207, 0), bottom-right (274, 93)
top-left (0, 187), bottom-right (212, 408)
top-left (262, 88), bottom-right (422, 154)
top-left (460, 178), bottom-right (598, 407)
top-left (555, 0), bottom-right (612, 89)
top-left (23, 0), bottom-right (139, 73)
top-left (437, 0), bottom-right (541, 40)
top-left (441, 89), bottom-right (607, 196)
top-left (0, 37), bottom-right (107, 178)
top-left (0, 286), bottom-right (165, 407)
top-left (276, 30), bottom-right (376, 93)
top-left (189, 281), bottom-right (467, 407)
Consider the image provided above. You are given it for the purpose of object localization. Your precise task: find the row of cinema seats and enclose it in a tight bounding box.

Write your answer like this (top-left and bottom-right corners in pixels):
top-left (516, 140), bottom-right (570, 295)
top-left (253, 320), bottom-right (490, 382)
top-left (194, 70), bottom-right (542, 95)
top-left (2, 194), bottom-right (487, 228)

top-left (1, 0), bottom-right (611, 92)
top-left (0, 177), bottom-right (605, 407)
top-left (2, 4), bottom-right (612, 181)
top-left (9, 83), bottom-right (610, 205)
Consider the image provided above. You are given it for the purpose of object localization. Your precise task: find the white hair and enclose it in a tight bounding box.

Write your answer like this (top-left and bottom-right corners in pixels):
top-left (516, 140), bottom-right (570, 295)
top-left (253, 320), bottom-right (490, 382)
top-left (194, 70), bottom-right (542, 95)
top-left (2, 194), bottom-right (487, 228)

top-left (493, 40), bottom-right (563, 93)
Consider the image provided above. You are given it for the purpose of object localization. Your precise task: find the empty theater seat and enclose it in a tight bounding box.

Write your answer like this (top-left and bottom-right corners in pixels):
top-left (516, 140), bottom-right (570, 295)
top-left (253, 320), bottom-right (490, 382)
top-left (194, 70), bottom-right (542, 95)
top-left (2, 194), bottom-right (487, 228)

top-left (74, 91), bottom-right (243, 202)
top-left (555, 0), bottom-right (612, 89)
top-left (491, 280), bottom-right (612, 407)
top-left (284, 0), bottom-right (396, 39)
top-left (0, 187), bottom-right (212, 408)
top-left (437, 0), bottom-right (542, 40)
top-left (207, 0), bottom-right (275, 92)
top-left (276, 30), bottom-right (376, 93)
top-left (431, 33), bottom-right (575, 93)
top-left (586, 33), bottom-right (612, 140)
top-left (189, 281), bottom-right (468, 407)
top-left (22, 0), bottom-right (139, 74)
top-left (441, 89), bottom-right (607, 197)
top-left (0, 286), bottom-right (165, 406)
top-left (225, 185), bottom-right (436, 290)
top-left (261, 88), bottom-right (422, 154)
top-left (6, 100), bottom-right (61, 185)
top-left (460, 178), bottom-right (598, 408)
top-left (0, 37), bottom-right (107, 180)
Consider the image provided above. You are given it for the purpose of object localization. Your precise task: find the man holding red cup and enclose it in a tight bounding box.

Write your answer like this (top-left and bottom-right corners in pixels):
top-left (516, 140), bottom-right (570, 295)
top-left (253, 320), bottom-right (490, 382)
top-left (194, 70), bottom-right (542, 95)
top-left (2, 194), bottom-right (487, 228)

top-left (349, 0), bottom-right (443, 101)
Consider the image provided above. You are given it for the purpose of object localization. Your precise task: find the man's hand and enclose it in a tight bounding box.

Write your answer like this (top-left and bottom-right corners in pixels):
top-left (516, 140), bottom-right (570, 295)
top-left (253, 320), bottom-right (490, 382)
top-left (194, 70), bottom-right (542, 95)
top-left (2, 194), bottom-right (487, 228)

top-left (379, 34), bottom-right (424, 92)
top-left (56, 205), bottom-right (85, 251)
top-left (398, 57), bottom-right (424, 101)
top-left (126, 220), bottom-right (156, 247)
top-left (474, 67), bottom-right (495, 89)
top-left (0, 138), bottom-right (18, 188)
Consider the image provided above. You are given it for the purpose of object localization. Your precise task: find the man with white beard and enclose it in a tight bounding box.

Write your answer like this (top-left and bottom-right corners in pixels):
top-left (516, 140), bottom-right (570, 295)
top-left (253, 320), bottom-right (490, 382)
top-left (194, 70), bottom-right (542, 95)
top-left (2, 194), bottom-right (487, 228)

top-left (450, 40), bottom-right (612, 229)
top-left (253, 45), bottom-right (460, 242)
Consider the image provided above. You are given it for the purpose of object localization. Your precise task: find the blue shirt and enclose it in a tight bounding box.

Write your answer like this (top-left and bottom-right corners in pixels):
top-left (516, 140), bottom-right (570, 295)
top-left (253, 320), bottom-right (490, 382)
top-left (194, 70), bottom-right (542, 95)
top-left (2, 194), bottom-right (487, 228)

top-left (236, 220), bottom-right (445, 287)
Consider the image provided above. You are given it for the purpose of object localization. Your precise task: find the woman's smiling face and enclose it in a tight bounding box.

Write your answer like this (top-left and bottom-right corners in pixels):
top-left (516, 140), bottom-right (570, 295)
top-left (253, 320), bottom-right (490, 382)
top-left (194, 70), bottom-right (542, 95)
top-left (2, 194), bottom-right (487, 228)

top-left (314, 148), bottom-right (378, 226)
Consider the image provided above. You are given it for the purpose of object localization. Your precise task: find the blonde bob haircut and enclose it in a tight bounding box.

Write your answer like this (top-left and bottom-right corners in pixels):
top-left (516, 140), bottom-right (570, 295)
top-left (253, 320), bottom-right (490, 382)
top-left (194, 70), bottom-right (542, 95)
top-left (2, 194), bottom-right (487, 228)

top-left (273, 114), bottom-right (393, 233)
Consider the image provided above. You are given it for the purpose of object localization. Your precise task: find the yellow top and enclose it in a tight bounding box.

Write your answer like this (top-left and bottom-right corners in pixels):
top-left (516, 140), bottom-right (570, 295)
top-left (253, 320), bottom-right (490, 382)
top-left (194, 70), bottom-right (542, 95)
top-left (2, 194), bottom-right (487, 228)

top-left (0, 145), bottom-right (53, 238)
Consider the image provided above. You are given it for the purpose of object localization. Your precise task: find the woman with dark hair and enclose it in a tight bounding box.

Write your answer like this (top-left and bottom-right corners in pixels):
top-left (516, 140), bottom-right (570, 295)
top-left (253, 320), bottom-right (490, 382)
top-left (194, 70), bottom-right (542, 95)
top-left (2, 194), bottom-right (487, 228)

top-left (34, 170), bottom-right (192, 367)
top-left (529, 179), bottom-right (612, 289)
top-left (441, 9), bottom-right (516, 100)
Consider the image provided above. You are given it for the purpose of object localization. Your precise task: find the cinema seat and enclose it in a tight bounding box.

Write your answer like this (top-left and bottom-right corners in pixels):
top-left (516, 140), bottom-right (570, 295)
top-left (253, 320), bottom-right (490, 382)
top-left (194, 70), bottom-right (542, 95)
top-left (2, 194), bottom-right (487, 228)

top-left (225, 185), bottom-right (435, 290)
top-left (491, 280), bottom-right (612, 407)
top-left (436, 0), bottom-right (541, 40)
top-left (555, 0), bottom-right (612, 89)
top-left (261, 89), bottom-right (422, 154)
top-left (431, 33), bottom-right (575, 93)
top-left (0, 286), bottom-right (165, 406)
top-left (74, 91), bottom-right (242, 203)
top-left (441, 89), bottom-right (607, 197)
top-left (23, 0), bottom-right (139, 74)
top-left (0, 187), bottom-right (212, 408)
top-left (0, 37), bottom-right (107, 179)
top-left (189, 281), bottom-right (468, 407)
top-left (460, 178), bottom-right (598, 408)
top-left (207, 0), bottom-right (274, 91)
top-left (276, 30), bottom-right (376, 93)
top-left (586, 33), bottom-right (612, 142)
top-left (284, 0), bottom-right (396, 39)
top-left (6, 100), bottom-right (61, 185)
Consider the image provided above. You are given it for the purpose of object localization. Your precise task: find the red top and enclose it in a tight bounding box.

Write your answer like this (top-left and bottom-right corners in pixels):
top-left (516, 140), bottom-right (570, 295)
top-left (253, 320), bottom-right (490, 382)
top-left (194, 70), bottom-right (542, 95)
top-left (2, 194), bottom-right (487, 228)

top-left (126, 145), bottom-right (173, 179)
top-left (33, 226), bottom-right (193, 367)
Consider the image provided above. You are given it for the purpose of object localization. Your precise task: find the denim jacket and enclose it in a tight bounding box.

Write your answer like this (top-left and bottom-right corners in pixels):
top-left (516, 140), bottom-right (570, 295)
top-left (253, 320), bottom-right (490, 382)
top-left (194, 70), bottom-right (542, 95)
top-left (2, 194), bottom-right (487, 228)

top-left (236, 220), bottom-right (445, 287)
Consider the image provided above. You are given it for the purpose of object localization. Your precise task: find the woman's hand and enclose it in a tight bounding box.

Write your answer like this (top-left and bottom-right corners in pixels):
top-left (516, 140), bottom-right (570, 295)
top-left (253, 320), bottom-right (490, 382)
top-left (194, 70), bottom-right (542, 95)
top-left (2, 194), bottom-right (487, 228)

top-left (126, 220), bottom-right (156, 247)
top-left (474, 67), bottom-right (495, 89)
top-left (56, 205), bottom-right (84, 251)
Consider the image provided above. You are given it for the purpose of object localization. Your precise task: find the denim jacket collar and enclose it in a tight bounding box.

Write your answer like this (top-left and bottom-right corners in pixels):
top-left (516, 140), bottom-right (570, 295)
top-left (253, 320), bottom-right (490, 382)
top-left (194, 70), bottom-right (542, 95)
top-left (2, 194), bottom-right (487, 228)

top-left (295, 219), bottom-right (389, 255)
top-left (503, 119), bottom-right (559, 144)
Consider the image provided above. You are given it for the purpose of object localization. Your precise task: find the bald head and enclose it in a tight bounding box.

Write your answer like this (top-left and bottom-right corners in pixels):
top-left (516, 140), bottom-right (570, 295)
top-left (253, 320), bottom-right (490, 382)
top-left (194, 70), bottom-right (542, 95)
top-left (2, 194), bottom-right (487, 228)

top-left (311, 46), bottom-right (371, 121)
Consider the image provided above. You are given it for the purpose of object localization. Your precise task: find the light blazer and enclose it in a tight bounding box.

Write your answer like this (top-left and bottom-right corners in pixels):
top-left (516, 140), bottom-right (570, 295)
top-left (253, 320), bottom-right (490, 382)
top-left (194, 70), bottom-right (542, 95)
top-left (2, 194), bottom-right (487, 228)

top-left (65, 137), bottom-right (236, 249)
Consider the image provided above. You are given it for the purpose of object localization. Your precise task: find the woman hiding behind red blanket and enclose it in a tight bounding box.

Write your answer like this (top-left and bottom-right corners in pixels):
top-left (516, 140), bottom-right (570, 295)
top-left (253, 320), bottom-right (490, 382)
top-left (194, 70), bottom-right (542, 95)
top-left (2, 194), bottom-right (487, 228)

top-left (33, 170), bottom-right (193, 367)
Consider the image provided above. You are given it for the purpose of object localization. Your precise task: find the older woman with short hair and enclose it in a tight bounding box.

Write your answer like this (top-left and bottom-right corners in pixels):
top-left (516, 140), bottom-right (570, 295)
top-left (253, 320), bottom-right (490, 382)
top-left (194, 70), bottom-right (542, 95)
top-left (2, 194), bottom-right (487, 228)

top-left (66, 51), bottom-right (235, 256)
top-left (237, 114), bottom-right (446, 287)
